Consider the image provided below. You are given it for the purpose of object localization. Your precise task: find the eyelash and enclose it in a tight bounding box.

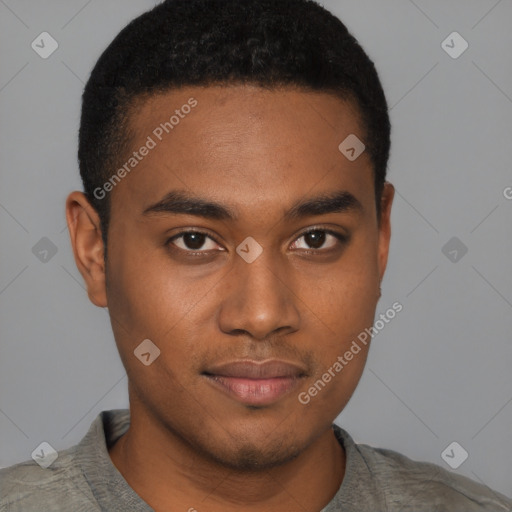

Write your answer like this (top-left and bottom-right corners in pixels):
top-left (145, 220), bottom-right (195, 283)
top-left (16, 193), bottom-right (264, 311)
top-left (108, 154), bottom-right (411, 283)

top-left (165, 227), bottom-right (348, 257)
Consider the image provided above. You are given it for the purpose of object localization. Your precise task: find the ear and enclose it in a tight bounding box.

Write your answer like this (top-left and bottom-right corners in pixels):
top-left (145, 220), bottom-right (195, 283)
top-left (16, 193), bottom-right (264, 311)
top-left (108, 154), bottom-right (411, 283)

top-left (65, 191), bottom-right (107, 307)
top-left (377, 182), bottom-right (395, 283)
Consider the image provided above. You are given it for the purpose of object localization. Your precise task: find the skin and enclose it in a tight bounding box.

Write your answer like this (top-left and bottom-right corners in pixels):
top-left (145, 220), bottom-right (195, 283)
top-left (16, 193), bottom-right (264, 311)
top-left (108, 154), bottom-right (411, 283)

top-left (66, 85), bottom-right (394, 512)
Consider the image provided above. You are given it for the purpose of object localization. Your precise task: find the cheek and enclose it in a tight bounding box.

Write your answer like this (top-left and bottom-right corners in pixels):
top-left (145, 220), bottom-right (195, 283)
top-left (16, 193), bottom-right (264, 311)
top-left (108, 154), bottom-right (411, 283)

top-left (292, 238), bottom-right (379, 407)
top-left (105, 238), bottom-right (221, 384)
top-left (304, 270), bottom-right (375, 377)
top-left (328, 269), bottom-right (379, 336)
top-left (107, 228), bottom-right (180, 322)
top-left (296, 272), bottom-right (378, 414)
top-left (105, 235), bottom-right (184, 347)
top-left (296, 242), bottom-right (380, 341)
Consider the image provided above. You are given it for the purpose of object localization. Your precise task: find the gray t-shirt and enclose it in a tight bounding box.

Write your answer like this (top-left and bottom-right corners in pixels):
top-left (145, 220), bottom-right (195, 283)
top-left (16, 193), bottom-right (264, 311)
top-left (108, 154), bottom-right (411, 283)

top-left (1, 409), bottom-right (511, 511)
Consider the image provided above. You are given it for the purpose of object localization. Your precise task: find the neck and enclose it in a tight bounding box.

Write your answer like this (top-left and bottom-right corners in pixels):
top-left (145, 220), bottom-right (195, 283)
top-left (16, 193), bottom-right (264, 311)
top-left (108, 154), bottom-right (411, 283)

top-left (109, 406), bottom-right (345, 512)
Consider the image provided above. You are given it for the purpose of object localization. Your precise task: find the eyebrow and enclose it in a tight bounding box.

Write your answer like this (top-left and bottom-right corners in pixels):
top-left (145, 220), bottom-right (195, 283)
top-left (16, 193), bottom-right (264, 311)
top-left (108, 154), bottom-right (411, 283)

top-left (142, 189), bottom-right (364, 221)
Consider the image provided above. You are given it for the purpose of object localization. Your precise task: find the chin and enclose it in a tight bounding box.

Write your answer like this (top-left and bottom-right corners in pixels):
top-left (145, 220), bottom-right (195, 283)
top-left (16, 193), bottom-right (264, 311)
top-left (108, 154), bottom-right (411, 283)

top-left (204, 437), bottom-right (304, 471)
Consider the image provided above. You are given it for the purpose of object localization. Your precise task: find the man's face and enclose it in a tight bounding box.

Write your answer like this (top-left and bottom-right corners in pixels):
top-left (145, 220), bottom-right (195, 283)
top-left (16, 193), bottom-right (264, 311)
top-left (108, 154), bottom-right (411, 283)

top-left (92, 85), bottom-right (393, 469)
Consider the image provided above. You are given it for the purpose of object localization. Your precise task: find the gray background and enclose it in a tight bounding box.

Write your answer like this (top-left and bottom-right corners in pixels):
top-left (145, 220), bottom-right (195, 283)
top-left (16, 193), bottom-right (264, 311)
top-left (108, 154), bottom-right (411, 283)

top-left (1, 0), bottom-right (511, 500)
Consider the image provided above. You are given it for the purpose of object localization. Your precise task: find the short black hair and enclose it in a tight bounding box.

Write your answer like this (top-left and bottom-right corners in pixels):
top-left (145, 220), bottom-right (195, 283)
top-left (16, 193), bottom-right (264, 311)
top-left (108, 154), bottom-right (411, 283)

top-left (78, 0), bottom-right (390, 250)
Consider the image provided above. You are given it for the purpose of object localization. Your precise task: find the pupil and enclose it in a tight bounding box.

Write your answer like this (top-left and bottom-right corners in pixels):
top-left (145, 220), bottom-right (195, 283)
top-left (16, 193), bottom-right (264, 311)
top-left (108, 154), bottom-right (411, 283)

top-left (184, 232), bottom-right (205, 250)
top-left (306, 231), bottom-right (325, 249)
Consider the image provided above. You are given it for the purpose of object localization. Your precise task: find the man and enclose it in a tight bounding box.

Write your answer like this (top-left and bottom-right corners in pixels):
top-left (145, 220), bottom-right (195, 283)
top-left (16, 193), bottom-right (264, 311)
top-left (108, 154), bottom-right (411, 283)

top-left (1, 0), bottom-right (511, 510)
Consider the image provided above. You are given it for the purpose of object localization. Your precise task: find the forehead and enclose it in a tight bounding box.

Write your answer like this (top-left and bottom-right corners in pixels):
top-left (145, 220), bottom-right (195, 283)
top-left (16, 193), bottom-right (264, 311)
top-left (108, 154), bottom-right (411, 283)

top-left (131, 85), bottom-right (363, 141)
top-left (110, 85), bottom-right (373, 220)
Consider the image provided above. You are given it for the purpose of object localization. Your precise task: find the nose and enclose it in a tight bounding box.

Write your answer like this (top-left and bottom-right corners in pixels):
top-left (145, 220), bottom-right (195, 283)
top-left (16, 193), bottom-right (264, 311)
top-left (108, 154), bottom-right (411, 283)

top-left (217, 249), bottom-right (301, 340)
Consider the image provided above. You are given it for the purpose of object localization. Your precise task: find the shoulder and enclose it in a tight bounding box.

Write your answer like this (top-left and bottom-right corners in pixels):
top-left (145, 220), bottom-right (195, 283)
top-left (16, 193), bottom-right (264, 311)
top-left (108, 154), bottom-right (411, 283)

top-left (0, 409), bottom-right (130, 511)
top-left (0, 443), bottom-right (99, 511)
top-left (356, 440), bottom-right (512, 511)
top-left (333, 424), bottom-right (512, 511)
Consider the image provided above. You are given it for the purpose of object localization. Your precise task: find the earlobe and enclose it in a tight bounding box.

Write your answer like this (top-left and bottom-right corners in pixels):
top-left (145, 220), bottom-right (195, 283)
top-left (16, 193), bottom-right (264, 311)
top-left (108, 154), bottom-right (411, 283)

top-left (65, 191), bottom-right (107, 307)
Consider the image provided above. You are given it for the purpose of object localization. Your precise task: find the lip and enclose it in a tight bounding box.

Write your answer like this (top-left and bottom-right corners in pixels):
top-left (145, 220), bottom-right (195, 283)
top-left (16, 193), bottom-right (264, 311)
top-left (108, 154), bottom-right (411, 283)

top-left (202, 359), bottom-right (307, 406)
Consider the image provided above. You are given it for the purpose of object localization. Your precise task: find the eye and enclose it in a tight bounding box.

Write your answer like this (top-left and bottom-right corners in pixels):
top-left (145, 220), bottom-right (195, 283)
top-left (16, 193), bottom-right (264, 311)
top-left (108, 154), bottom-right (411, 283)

top-left (167, 230), bottom-right (223, 253)
top-left (290, 228), bottom-right (347, 252)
